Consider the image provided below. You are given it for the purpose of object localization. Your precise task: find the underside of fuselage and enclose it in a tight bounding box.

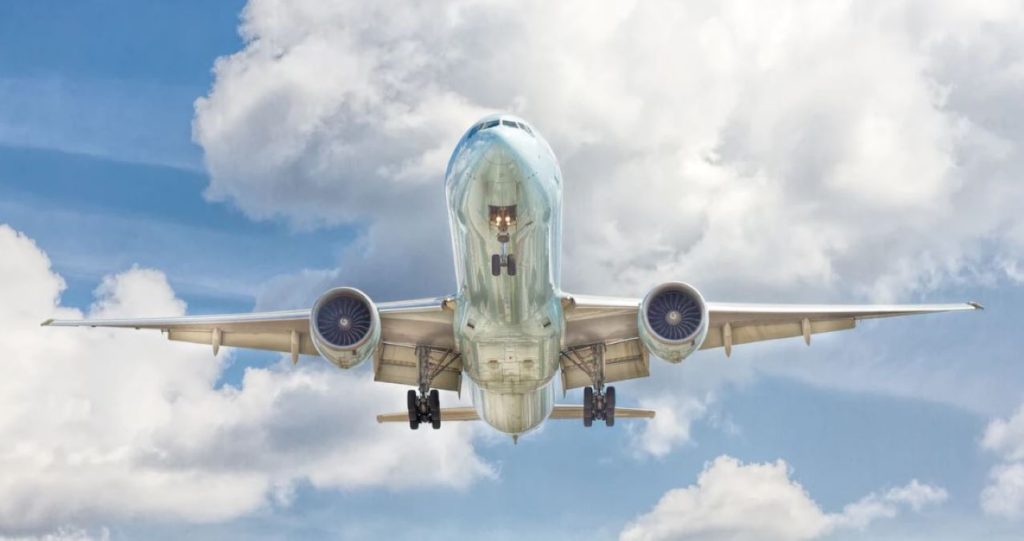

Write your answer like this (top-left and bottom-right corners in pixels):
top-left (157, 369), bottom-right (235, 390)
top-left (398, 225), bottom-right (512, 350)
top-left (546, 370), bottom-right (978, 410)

top-left (445, 114), bottom-right (565, 434)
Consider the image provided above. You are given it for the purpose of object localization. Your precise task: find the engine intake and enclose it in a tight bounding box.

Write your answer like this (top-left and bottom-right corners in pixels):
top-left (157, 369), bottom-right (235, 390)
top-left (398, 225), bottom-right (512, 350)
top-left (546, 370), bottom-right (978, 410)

top-left (310, 287), bottom-right (380, 368)
top-left (638, 282), bottom-right (709, 363)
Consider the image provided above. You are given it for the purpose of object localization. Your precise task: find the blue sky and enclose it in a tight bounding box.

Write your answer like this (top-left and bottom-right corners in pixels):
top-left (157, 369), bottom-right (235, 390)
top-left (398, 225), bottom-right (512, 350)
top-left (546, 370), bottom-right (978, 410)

top-left (1, 1), bottom-right (1023, 540)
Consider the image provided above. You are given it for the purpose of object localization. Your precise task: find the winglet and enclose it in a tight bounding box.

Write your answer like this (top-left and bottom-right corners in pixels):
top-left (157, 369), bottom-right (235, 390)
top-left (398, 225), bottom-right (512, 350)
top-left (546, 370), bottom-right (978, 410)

top-left (968, 301), bottom-right (984, 310)
top-left (40, 318), bottom-right (54, 327)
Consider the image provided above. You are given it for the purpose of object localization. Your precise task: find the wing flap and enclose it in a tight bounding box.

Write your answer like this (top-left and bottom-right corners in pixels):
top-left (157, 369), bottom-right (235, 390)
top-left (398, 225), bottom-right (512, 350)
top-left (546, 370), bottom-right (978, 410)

top-left (373, 342), bottom-right (462, 392)
top-left (701, 317), bottom-right (855, 350)
top-left (167, 329), bottom-right (319, 356)
top-left (559, 338), bottom-right (649, 391)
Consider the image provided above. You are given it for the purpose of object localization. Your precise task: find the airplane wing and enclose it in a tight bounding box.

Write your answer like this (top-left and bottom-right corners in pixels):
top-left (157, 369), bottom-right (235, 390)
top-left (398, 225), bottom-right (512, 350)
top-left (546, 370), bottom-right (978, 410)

top-left (42, 297), bottom-right (463, 391)
top-left (558, 294), bottom-right (982, 390)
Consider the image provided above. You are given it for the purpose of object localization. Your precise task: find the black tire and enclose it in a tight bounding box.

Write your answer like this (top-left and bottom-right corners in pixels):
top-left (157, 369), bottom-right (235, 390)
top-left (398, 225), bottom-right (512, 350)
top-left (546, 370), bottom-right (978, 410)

top-left (407, 389), bottom-right (420, 430)
top-left (605, 386), bottom-right (616, 427)
top-left (491, 254), bottom-right (501, 276)
top-left (429, 389), bottom-right (441, 430)
top-left (583, 386), bottom-right (594, 427)
top-left (506, 254), bottom-right (517, 276)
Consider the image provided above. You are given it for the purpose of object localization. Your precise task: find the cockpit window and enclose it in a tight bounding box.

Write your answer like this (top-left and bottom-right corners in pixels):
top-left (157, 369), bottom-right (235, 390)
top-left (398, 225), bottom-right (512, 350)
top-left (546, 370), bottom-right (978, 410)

top-left (468, 118), bottom-right (534, 138)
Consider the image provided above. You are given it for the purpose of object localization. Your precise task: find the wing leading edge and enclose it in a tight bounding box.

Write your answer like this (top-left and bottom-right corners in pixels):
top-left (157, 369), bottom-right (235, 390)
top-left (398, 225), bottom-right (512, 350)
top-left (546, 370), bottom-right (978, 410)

top-left (563, 294), bottom-right (981, 359)
top-left (44, 293), bottom-right (982, 391)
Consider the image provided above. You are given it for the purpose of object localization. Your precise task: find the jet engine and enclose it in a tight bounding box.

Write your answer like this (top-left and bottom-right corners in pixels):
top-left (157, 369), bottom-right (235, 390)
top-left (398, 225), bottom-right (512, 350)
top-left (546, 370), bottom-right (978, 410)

top-left (637, 282), bottom-right (709, 363)
top-left (310, 287), bottom-right (381, 369)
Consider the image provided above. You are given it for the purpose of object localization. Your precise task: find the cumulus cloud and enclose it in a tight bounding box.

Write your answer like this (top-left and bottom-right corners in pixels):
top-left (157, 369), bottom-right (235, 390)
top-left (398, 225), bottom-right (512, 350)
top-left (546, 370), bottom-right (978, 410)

top-left (983, 404), bottom-right (1024, 462)
top-left (194, 0), bottom-right (1024, 303)
top-left (0, 527), bottom-right (108, 541)
top-left (629, 394), bottom-right (709, 458)
top-left (0, 224), bottom-right (493, 533)
top-left (981, 463), bottom-right (1024, 520)
top-left (619, 456), bottom-right (946, 541)
top-left (981, 405), bottom-right (1024, 519)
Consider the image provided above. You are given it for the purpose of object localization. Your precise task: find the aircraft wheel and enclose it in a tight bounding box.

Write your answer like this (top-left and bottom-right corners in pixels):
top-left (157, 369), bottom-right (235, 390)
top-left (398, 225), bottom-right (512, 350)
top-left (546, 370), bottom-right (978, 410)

top-left (429, 389), bottom-right (441, 430)
top-left (583, 386), bottom-right (594, 427)
top-left (491, 254), bottom-right (501, 276)
top-left (407, 389), bottom-right (420, 430)
top-left (506, 254), bottom-right (517, 276)
top-left (605, 386), bottom-right (616, 427)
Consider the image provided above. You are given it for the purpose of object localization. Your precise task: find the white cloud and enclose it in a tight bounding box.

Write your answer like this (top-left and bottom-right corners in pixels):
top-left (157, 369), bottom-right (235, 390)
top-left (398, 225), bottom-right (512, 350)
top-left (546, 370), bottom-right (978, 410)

top-left (194, 0), bottom-right (1024, 303)
top-left (0, 224), bottom-right (493, 533)
top-left (832, 479), bottom-right (948, 529)
top-left (981, 405), bottom-right (1024, 519)
top-left (983, 404), bottom-right (1024, 462)
top-left (630, 395), bottom-right (709, 458)
top-left (619, 456), bottom-right (946, 541)
top-left (0, 527), bottom-right (108, 541)
top-left (981, 463), bottom-right (1024, 520)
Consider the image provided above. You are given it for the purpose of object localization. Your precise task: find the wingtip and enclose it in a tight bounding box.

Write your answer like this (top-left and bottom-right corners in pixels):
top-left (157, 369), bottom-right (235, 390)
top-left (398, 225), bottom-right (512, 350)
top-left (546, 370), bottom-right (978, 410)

top-left (967, 301), bottom-right (984, 310)
top-left (40, 318), bottom-right (54, 327)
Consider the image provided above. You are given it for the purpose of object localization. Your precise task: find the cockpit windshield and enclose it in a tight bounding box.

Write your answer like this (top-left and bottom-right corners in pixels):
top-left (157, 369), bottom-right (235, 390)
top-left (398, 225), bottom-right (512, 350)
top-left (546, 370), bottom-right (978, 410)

top-left (467, 118), bottom-right (534, 138)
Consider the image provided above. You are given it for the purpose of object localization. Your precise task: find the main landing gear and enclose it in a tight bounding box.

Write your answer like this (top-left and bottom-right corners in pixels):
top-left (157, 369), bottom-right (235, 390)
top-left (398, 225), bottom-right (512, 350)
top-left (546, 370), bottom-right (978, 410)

top-left (407, 345), bottom-right (460, 430)
top-left (561, 343), bottom-right (617, 427)
top-left (583, 385), bottom-right (616, 427)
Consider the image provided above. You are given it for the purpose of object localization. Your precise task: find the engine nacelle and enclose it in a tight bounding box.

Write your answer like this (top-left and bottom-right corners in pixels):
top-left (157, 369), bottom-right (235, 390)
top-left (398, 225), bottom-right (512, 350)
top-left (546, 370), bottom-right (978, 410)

top-left (310, 287), bottom-right (381, 369)
top-left (638, 282), bottom-right (709, 363)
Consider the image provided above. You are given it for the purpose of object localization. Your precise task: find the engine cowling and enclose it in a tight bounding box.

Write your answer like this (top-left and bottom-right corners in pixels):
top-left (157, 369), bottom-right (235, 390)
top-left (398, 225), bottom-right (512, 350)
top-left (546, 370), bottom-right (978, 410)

top-left (310, 287), bottom-right (381, 369)
top-left (638, 282), bottom-right (709, 363)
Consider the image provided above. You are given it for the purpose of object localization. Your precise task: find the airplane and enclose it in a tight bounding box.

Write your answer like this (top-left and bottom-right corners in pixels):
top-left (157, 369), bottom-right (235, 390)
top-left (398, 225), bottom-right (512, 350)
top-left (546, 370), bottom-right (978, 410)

top-left (44, 113), bottom-right (982, 437)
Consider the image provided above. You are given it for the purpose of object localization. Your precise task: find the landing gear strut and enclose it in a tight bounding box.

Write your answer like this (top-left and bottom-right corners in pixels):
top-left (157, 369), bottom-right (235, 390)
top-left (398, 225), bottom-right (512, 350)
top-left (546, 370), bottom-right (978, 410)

top-left (561, 343), bottom-right (617, 427)
top-left (407, 345), bottom-right (460, 430)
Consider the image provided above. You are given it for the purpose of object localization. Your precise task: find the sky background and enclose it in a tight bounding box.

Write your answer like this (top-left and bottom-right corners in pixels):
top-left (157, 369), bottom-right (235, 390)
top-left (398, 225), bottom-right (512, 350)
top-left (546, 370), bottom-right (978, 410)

top-left (1, 1), bottom-right (1023, 540)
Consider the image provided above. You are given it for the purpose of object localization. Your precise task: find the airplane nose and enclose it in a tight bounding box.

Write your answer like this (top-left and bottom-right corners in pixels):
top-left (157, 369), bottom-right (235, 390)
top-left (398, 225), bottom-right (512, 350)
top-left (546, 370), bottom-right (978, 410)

top-left (478, 133), bottom-right (519, 167)
top-left (471, 134), bottom-right (524, 183)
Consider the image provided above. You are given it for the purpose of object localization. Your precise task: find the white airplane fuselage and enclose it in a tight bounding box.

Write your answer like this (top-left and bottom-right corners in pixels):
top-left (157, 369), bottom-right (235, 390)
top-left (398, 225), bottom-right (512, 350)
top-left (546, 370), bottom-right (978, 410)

top-left (445, 115), bottom-right (564, 434)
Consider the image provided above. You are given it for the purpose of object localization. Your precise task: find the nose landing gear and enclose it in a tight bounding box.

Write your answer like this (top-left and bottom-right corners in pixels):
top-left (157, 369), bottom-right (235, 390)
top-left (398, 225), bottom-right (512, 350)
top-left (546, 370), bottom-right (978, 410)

top-left (491, 253), bottom-right (517, 276)
top-left (489, 205), bottom-right (518, 277)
